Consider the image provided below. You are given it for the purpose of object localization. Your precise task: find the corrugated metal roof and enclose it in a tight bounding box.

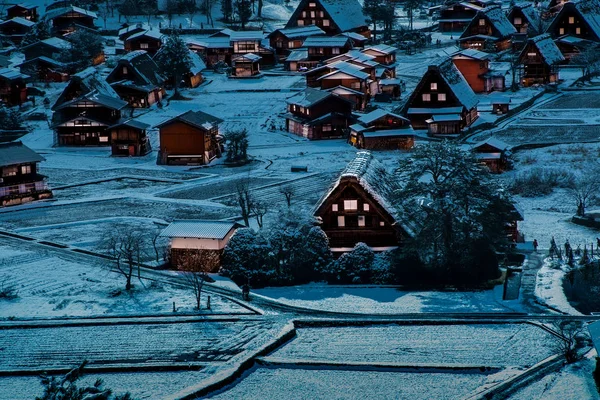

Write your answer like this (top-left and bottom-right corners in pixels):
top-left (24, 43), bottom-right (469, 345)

top-left (160, 220), bottom-right (240, 239)
top-left (0, 141), bottom-right (45, 167)
top-left (303, 35), bottom-right (350, 47)
top-left (272, 25), bottom-right (325, 39)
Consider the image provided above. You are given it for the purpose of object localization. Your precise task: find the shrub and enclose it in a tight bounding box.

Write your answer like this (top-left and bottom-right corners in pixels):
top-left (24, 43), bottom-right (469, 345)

top-left (510, 167), bottom-right (575, 197)
top-left (324, 243), bottom-right (375, 284)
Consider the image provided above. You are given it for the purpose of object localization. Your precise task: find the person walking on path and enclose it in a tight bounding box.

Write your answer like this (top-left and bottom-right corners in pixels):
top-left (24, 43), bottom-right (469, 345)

top-left (533, 239), bottom-right (538, 252)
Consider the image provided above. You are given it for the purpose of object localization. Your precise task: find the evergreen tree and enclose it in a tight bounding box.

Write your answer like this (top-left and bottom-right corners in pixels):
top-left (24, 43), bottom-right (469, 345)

top-left (235, 0), bottom-right (252, 29)
top-left (326, 243), bottom-right (375, 284)
top-left (220, 228), bottom-right (275, 287)
top-left (224, 128), bottom-right (249, 162)
top-left (59, 30), bottom-right (104, 73)
top-left (21, 20), bottom-right (51, 48)
top-left (221, 0), bottom-right (233, 22)
top-left (154, 33), bottom-right (193, 96)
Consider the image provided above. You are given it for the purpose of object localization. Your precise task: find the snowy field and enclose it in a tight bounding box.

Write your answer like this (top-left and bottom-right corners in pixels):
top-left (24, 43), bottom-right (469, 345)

top-left (207, 366), bottom-right (499, 400)
top-left (255, 284), bottom-right (524, 314)
top-left (269, 324), bottom-right (556, 368)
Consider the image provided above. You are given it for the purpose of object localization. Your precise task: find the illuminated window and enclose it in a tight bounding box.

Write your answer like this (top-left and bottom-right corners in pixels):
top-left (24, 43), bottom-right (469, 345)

top-left (569, 16), bottom-right (575, 24)
top-left (576, 27), bottom-right (581, 35)
top-left (122, 66), bottom-right (127, 74)
top-left (344, 199), bottom-right (358, 210)
top-left (379, 221), bottom-right (385, 226)
top-left (527, 52), bottom-right (536, 57)
top-left (332, 204), bottom-right (338, 211)
top-left (332, 47), bottom-right (340, 54)
top-left (302, 11), bottom-right (306, 17)
top-left (2, 166), bottom-right (17, 177)
top-left (422, 93), bottom-right (431, 101)
top-left (430, 82), bottom-right (437, 90)
top-left (21, 165), bottom-right (31, 174)
top-left (298, 20), bottom-right (304, 26)
top-left (514, 17), bottom-right (522, 25)
top-left (559, 27), bottom-right (565, 35)
top-left (337, 215), bottom-right (345, 227)
top-left (323, 19), bottom-right (329, 26)
top-left (310, 11), bottom-right (315, 17)
top-left (309, 2), bottom-right (316, 6)
top-left (323, 124), bottom-right (331, 131)
top-left (479, 19), bottom-right (485, 26)
top-left (358, 215), bottom-right (365, 227)
top-left (140, 42), bottom-right (149, 49)
top-left (363, 203), bottom-right (369, 211)
top-left (438, 93), bottom-right (446, 101)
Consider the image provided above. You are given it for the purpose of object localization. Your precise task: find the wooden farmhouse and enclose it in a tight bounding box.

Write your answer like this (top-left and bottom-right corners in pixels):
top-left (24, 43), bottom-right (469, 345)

top-left (44, 5), bottom-right (98, 35)
top-left (106, 51), bottom-right (165, 108)
top-left (187, 36), bottom-right (232, 67)
top-left (437, 0), bottom-right (486, 33)
top-left (0, 68), bottom-right (29, 106)
top-left (518, 34), bottom-right (565, 86)
top-left (153, 48), bottom-right (205, 88)
top-left (118, 23), bottom-right (149, 41)
top-left (361, 44), bottom-right (397, 66)
top-left (230, 31), bottom-right (274, 65)
top-left (160, 220), bottom-right (241, 272)
top-left (51, 90), bottom-right (128, 146)
top-left (6, 4), bottom-right (38, 21)
top-left (268, 25), bottom-right (325, 59)
top-left (451, 49), bottom-right (504, 93)
top-left (124, 30), bottom-right (163, 56)
top-left (0, 141), bottom-right (52, 207)
top-left (156, 110), bottom-right (223, 165)
top-left (0, 17), bottom-right (35, 44)
top-left (231, 53), bottom-right (261, 77)
top-left (507, 3), bottom-right (541, 38)
top-left (52, 67), bottom-right (118, 110)
top-left (469, 137), bottom-right (511, 173)
top-left (314, 151), bottom-right (419, 254)
top-left (108, 119), bottom-right (152, 157)
top-left (19, 37), bottom-right (71, 82)
top-left (554, 35), bottom-right (599, 61)
top-left (303, 35), bottom-right (353, 62)
top-left (546, 0), bottom-right (600, 42)
top-left (404, 60), bottom-right (479, 135)
top-left (285, 0), bottom-right (370, 38)
top-left (338, 31), bottom-right (369, 47)
top-left (317, 62), bottom-right (371, 110)
top-left (285, 87), bottom-right (353, 139)
top-left (349, 109), bottom-right (415, 150)
top-left (459, 6), bottom-right (516, 52)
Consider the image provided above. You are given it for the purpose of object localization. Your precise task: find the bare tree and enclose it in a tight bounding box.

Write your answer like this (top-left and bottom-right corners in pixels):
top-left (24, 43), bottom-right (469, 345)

top-left (178, 251), bottom-right (211, 310)
top-left (279, 185), bottom-right (295, 207)
top-left (97, 1), bottom-right (111, 29)
top-left (151, 226), bottom-right (167, 265)
top-left (100, 227), bottom-right (146, 291)
top-left (235, 178), bottom-right (253, 227)
top-left (569, 173), bottom-right (600, 217)
top-left (181, 0), bottom-right (199, 28)
top-left (165, 0), bottom-right (180, 28)
top-left (251, 200), bottom-right (268, 228)
top-left (201, 0), bottom-right (215, 25)
top-left (573, 46), bottom-right (600, 82)
top-left (550, 321), bottom-right (589, 363)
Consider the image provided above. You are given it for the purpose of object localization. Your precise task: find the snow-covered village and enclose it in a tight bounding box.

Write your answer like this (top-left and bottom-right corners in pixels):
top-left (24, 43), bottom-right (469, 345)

top-left (3, 0), bottom-right (600, 398)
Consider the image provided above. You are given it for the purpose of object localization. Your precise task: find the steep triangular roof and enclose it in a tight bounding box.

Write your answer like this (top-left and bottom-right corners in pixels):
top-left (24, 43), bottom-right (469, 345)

top-left (0, 141), bottom-right (44, 167)
top-left (509, 3), bottom-right (541, 34)
top-left (155, 110), bottom-right (223, 131)
top-left (286, 0), bottom-right (367, 33)
top-left (108, 50), bottom-right (164, 87)
top-left (520, 34), bottom-right (565, 65)
top-left (52, 67), bottom-right (118, 110)
top-left (547, 0), bottom-right (600, 41)
top-left (460, 5), bottom-right (517, 39)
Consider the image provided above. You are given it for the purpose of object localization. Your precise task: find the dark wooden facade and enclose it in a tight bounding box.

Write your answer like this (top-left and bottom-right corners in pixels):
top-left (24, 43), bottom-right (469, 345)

top-left (46, 6), bottom-right (97, 35)
top-left (109, 119), bottom-right (152, 157)
top-left (471, 138), bottom-right (510, 173)
top-left (17, 57), bottom-right (69, 82)
top-left (0, 69), bottom-right (29, 106)
top-left (285, 0), bottom-right (370, 38)
top-left (285, 88), bottom-right (353, 139)
top-left (268, 25), bottom-right (325, 58)
top-left (438, 1), bottom-right (479, 32)
top-left (459, 6), bottom-right (516, 52)
top-left (304, 36), bottom-right (353, 61)
top-left (519, 35), bottom-right (564, 86)
top-left (0, 141), bottom-right (52, 207)
top-left (7, 4), bottom-right (38, 21)
top-left (231, 54), bottom-right (261, 77)
top-left (157, 110), bottom-right (223, 165)
top-left (124, 31), bottom-right (163, 56)
top-left (546, 2), bottom-right (600, 41)
top-left (349, 109), bottom-right (414, 150)
top-left (0, 18), bottom-right (34, 44)
top-left (507, 4), bottom-right (540, 37)
top-left (107, 51), bottom-right (165, 108)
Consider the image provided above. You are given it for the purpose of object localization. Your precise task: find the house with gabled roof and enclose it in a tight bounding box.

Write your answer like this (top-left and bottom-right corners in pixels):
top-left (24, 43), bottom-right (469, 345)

top-left (7, 4), bottom-right (38, 21)
top-left (0, 17), bottom-right (35, 44)
top-left (317, 62), bottom-right (372, 110)
top-left (437, 0), bottom-right (484, 33)
top-left (0, 141), bottom-right (52, 207)
top-left (108, 118), bottom-right (152, 157)
top-left (231, 53), bottom-right (261, 77)
top-left (0, 68), bottom-right (29, 106)
top-left (51, 90), bottom-right (129, 146)
top-left (22, 36), bottom-right (70, 60)
top-left (19, 37), bottom-right (70, 82)
top-left (52, 67), bottom-right (118, 110)
top-left (459, 5), bottom-right (517, 51)
top-left (124, 30), bottom-right (163, 56)
top-left (314, 151), bottom-right (419, 254)
top-left (106, 50), bottom-right (165, 108)
top-left (361, 44), bottom-right (397, 66)
top-left (268, 25), bottom-right (325, 59)
top-left (349, 108), bottom-right (415, 150)
top-left (153, 48), bottom-right (205, 88)
top-left (44, 5), bottom-right (98, 35)
top-left (554, 35), bottom-right (599, 61)
top-left (451, 48), bottom-right (504, 93)
top-left (303, 35), bottom-right (353, 62)
top-left (285, 87), bottom-right (353, 139)
top-left (518, 34), bottom-right (564, 86)
top-left (403, 59), bottom-right (479, 135)
top-left (187, 36), bottom-right (232, 67)
top-left (507, 3), bottom-right (541, 37)
top-left (468, 137), bottom-right (511, 173)
top-left (338, 31), bottom-right (369, 47)
top-left (156, 110), bottom-right (224, 165)
top-left (118, 22), bottom-right (150, 41)
top-left (160, 220), bottom-right (242, 271)
top-left (546, 0), bottom-right (600, 42)
top-left (285, 0), bottom-right (370, 38)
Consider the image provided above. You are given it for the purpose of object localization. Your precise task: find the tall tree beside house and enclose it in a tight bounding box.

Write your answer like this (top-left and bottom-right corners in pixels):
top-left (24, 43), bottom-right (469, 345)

top-left (154, 33), bottom-right (193, 96)
top-left (20, 20), bottom-right (51, 47)
top-left (224, 128), bottom-right (249, 162)
top-left (165, 0), bottom-right (180, 27)
top-left (363, 0), bottom-right (391, 43)
top-left (403, 0), bottom-right (424, 31)
top-left (221, 0), bottom-right (233, 23)
top-left (180, 0), bottom-right (199, 27)
top-left (200, 0), bottom-right (215, 25)
top-left (58, 30), bottom-right (104, 73)
top-left (394, 141), bottom-right (515, 284)
top-left (235, 0), bottom-right (252, 29)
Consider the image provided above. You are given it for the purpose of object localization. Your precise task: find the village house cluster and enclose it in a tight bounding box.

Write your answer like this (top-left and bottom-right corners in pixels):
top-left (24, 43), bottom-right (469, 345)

top-left (0, 0), bottom-right (597, 268)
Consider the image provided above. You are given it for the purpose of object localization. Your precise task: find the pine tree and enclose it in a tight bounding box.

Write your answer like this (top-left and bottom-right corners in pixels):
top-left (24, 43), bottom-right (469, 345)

top-left (221, 0), bottom-right (233, 22)
top-left (154, 33), bottom-right (193, 96)
top-left (21, 20), bottom-right (51, 48)
top-left (235, 0), bottom-right (252, 29)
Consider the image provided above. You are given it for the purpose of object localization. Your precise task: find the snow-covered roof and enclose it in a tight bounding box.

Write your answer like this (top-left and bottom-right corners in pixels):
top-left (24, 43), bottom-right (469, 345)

top-left (303, 35), bottom-right (351, 48)
top-left (186, 37), bottom-right (232, 49)
top-left (326, 50), bottom-right (376, 65)
top-left (114, 50), bottom-right (164, 87)
top-left (523, 34), bottom-right (565, 65)
top-left (0, 68), bottom-right (29, 80)
top-left (0, 141), bottom-right (44, 167)
top-left (286, 87), bottom-right (332, 107)
top-left (40, 36), bottom-right (71, 50)
top-left (155, 110), bottom-right (223, 131)
top-left (286, 49), bottom-right (308, 61)
top-left (229, 30), bottom-right (264, 41)
top-left (363, 44), bottom-right (397, 55)
top-left (7, 3), bottom-right (37, 10)
top-left (461, 5), bottom-right (516, 39)
top-left (326, 85), bottom-right (365, 96)
top-left (287, 0), bottom-right (367, 32)
top-left (314, 151), bottom-right (420, 237)
top-left (362, 128), bottom-right (414, 138)
top-left (55, 90), bottom-right (128, 111)
top-left (126, 30), bottom-right (163, 41)
top-left (209, 28), bottom-right (235, 37)
top-left (318, 67), bottom-right (369, 81)
top-left (0, 17), bottom-right (35, 27)
top-left (188, 50), bottom-right (207, 74)
top-left (451, 48), bottom-right (491, 61)
top-left (108, 118), bottom-right (150, 130)
top-left (118, 23), bottom-right (149, 37)
top-left (510, 3), bottom-right (540, 30)
top-left (407, 106), bottom-right (464, 114)
top-left (232, 53), bottom-right (261, 62)
top-left (270, 25), bottom-right (325, 39)
top-left (357, 108), bottom-right (409, 125)
top-left (427, 114), bottom-right (462, 122)
top-left (338, 31), bottom-right (368, 42)
top-left (160, 220), bottom-right (240, 239)
top-left (570, 0), bottom-right (600, 41)
top-left (45, 5), bottom-right (97, 20)
top-left (472, 136), bottom-right (510, 151)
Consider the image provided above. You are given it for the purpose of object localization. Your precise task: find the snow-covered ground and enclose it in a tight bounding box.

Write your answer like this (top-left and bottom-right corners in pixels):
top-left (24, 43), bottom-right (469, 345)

top-left (255, 283), bottom-right (524, 314)
top-left (534, 258), bottom-right (583, 316)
